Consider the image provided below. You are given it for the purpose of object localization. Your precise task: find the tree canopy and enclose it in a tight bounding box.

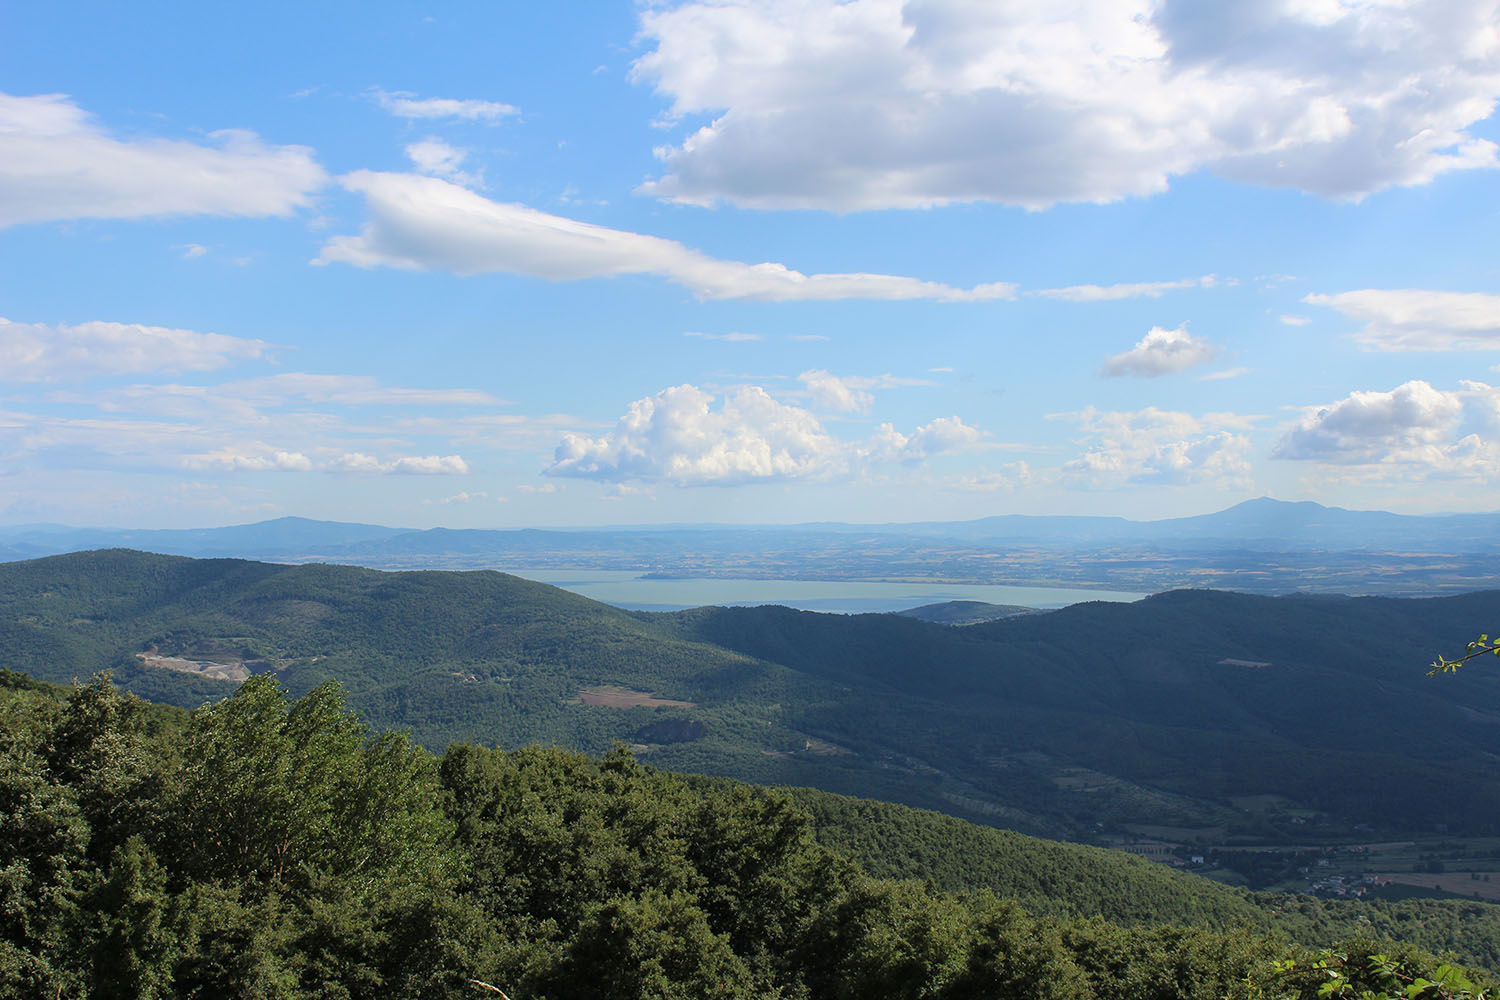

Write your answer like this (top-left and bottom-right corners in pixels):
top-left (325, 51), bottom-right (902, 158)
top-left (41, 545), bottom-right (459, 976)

top-left (1, 670), bottom-right (1495, 999)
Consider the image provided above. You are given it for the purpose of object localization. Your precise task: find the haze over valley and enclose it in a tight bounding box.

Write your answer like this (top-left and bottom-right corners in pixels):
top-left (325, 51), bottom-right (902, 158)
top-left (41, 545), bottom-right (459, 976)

top-left (5, 497), bottom-right (1499, 604)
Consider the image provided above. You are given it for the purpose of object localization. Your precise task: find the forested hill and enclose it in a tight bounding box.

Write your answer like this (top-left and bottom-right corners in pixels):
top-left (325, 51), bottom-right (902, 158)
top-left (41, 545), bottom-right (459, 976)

top-left (4, 549), bottom-right (1500, 846)
top-left (3, 670), bottom-right (1498, 999)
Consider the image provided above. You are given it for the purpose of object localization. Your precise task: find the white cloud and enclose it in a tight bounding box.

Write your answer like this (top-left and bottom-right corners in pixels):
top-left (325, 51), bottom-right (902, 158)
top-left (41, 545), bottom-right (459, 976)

top-left (516, 482), bottom-right (561, 495)
top-left (1271, 381), bottom-right (1500, 482)
top-left (946, 464), bottom-right (1035, 492)
top-left (1200, 366), bottom-right (1252, 382)
top-left (632, 0), bottom-right (1500, 211)
top-left (864, 416), bottom-right (983, 463)
top-left (1303, 289), bottom-right (1500, 350)
top-left (231, 373), bottom-right (507, 408)
top-left (0, 317), bottom-right (271, 381)
top-left (0, 357), bottom-right (548, 494)
top-left (1279, 314), bottom-right (1312, 326)
top-left (74, 373), bottom-right (507, 420)
top-left (326, 452), bottom-right (470, 475)
top-left (1033, 275), bottom-right (1221, 302)
top-left (433, 491), bottom-right (488, 504)
top-left (405, 137), bottom-right (481, 186)
top-left (685, 331), bottom-right (764, 341)
top-left (390, 454), bottom-right (470, 475)
top-left (798, 369), bottom-right (936, 413)
top-left (185, 449), bottom-right (314, 472)
top-left (1101, 325), bottom-right (1218, 377)
top-left (390, 412), bottom-right (589, 452)
top-left (799, 370), bottom-right (874, 413)
top-left (545, 383), bottom-right (981, 485)
top-left (317, 171), bottom-right (1017, 302)
top-left (180, 243), bottom-right (209, 259)
top-left (0, 92), bottom-right (326, 227)
top-left (1052, 406), bottom-right (1254, 488)
top-left (1276, 381), bottom-right (1464, 461)
top-left (372, 90), bottom-right (519, 121)
top-left (548, 384), bottom-right (839, 484)
top-left (187, 449), bottom-right (468, 475)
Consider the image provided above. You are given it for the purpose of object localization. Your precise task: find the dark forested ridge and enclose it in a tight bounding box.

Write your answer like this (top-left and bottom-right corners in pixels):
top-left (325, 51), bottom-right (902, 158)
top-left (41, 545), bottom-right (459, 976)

top-left (4, 549), bottom-right (1500, 851)
top-left (3, 671), bottom-right (1497, 999)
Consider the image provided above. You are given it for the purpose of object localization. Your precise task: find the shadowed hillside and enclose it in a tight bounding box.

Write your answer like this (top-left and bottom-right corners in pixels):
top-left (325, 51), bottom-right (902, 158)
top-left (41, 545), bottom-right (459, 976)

top-left (4, 550), bottom-right (1500, 846)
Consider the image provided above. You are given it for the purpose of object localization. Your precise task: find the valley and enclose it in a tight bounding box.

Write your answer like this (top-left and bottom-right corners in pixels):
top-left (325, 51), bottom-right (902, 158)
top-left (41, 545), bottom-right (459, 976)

top-left (4, 546), bottom-right (1498, 897)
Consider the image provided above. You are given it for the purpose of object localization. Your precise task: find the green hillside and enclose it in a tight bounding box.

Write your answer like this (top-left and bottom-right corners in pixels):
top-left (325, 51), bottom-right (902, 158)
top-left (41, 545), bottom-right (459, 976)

top-left (5, 550), bottom-right (1500, 850)
top-left (657, 593), bottom-right (1500, 839)
top-left (778, 784), bottom-right (1500, 972)
top-left (4, 670), bottom-right (1497, 999)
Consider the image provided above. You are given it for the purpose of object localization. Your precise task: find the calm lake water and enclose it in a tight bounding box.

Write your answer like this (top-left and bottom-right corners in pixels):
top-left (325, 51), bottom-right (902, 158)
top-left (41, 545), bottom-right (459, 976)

top-left (504, 569), bottom-right (1147, 614)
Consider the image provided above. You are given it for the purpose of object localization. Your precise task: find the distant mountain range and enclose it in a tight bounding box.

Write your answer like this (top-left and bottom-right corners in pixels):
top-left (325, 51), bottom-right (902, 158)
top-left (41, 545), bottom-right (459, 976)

top-left (3, 497), bottom-right (1498, 557)
top-left (3, 498), bottom-right (1497, 596)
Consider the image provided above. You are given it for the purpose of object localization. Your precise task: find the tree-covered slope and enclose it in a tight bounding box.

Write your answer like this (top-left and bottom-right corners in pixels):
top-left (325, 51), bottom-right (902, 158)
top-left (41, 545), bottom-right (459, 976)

top-left (655, 591), bottom-right (1500, 837)
top-left (5, 550), bottom-right (1500, 844)
top-left (4, 671), bottom-right (1496, 999)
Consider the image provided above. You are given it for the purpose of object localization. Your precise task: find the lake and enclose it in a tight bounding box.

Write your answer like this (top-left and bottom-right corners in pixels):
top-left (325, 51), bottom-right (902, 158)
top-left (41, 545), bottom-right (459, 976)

top-left (504, 568), bottom-right (1147, 613)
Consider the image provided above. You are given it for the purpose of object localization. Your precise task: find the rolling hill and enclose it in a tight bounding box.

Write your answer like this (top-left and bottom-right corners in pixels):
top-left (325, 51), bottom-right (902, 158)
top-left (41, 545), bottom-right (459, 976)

top-left (4, 549), bottom-right (1500, 848)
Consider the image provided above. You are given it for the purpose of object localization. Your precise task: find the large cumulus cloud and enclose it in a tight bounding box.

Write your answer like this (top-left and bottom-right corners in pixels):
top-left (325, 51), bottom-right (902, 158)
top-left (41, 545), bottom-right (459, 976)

top-left (546, 383), bottom-right (982, 485)
top-left (633, 0), bottom-right (1500, 210)
top-left (1273, 380), bottom-right (1500, 482)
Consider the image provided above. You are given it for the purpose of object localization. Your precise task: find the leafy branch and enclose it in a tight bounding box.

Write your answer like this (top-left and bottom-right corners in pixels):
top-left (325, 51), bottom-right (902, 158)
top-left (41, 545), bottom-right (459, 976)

top-left (1429, 634), bottom-right (1500, 676)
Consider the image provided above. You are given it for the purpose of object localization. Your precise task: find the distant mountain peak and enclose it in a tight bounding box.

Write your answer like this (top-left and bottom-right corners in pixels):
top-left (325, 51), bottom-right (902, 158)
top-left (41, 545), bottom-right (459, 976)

top-left (1223, 497), bottom-right (1328, 513)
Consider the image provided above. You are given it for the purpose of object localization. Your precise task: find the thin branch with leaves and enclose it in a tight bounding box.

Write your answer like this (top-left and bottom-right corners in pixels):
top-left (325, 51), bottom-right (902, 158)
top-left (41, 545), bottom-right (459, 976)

top-left (1429, 634), bottom-right (1500, 676)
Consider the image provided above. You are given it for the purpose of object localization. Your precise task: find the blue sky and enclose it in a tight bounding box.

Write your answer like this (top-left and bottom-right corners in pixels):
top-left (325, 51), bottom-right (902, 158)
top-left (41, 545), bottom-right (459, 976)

top-left (3, 0), bottom-right (1499, 528)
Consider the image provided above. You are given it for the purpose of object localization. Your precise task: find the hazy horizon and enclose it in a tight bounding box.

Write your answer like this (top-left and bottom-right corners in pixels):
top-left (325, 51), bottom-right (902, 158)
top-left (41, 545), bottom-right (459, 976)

top-left (6, 495), bottom-right (1500, 535)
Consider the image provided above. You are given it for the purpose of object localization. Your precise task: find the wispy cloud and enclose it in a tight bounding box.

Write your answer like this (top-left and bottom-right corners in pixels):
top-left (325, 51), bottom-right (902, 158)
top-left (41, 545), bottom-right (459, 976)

top-left (190, 449), bottom-right (469, 475)
top-left (798, 370), bottom-right (936, 413)
top-left (1200, 367), bottom-right (1251, 382)
top-left (330, 453), bottom-right (470, 475)
top-left (1304, 289), bottom-right (1500, 351)
top-left (0, 317), bottom-right (272, 381)
top-left (72, 373), bottom-right (509, 417)
top-left (405, 137), bottom-right (482, 187)
top-left (0, 91), bottom-right (325, 227)
top-left (1034, 275), bottom-right (1222, 302)
top-left (371, 89), bottom-right (518, 121)
top-left (318, 172), bottom-right (1018, 302)
top-left (685, 331), bottom-right (764, 342)
top-left (1050, 406), bottom-right (1255, 489)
